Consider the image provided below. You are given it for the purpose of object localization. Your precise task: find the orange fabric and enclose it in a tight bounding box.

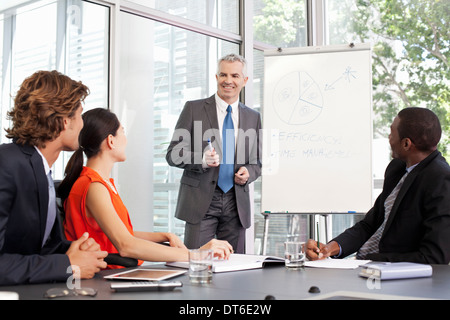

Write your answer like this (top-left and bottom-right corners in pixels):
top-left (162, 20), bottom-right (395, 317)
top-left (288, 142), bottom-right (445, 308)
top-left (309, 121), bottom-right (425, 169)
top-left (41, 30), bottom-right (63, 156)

top-left (64, 166), bottom-right (143, 269)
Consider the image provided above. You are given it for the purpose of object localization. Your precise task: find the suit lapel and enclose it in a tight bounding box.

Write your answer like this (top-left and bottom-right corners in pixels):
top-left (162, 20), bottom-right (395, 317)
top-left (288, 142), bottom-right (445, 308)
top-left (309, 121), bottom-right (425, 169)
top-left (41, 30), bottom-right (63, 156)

top-left (237, 102), bottom-right (248, 131)
top-left (203, 95), bottom-right (219, 129)
top-left (203, 95), bottom-right (222, 154)
top-left (205, 98), bottom-right (250, 162)
top-left (382, 150), bottom-right (440, 235)
top-left (235, 102), bottom-right (247, 164)
top-left (382, 172), bottom-right (416, 234)
top-left (27, 146), bottom-right (49, 245)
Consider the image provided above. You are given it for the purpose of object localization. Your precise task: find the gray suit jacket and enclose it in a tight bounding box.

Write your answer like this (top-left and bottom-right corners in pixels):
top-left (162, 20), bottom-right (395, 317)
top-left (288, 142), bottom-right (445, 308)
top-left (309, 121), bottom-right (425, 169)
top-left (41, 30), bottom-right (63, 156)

top-left (166, 95), bottom-right (262, 229)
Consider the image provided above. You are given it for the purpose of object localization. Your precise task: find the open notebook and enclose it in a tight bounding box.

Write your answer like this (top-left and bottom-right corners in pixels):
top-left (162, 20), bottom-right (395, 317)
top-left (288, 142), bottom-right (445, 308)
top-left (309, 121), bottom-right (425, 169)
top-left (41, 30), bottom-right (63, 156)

top-left (166, 254), bottom-right (284, 273)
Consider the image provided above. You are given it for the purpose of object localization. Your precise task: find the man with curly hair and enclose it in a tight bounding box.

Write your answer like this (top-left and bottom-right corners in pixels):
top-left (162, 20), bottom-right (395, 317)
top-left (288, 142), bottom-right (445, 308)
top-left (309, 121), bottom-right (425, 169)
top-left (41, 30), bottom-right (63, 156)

top-left (0, 70), bottom-right (107, 285)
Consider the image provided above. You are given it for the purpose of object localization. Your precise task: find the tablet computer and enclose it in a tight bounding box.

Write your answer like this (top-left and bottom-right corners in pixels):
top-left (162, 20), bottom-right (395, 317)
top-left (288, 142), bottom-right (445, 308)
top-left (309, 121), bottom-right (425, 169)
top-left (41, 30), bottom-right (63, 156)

top-left (104, 268), bottom-right (187, 281)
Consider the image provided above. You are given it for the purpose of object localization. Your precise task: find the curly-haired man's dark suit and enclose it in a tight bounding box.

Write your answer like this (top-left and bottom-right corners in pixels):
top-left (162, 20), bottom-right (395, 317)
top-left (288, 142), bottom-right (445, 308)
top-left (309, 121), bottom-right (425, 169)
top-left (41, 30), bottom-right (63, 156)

top-left (0, 142), bottom-right (71, 285)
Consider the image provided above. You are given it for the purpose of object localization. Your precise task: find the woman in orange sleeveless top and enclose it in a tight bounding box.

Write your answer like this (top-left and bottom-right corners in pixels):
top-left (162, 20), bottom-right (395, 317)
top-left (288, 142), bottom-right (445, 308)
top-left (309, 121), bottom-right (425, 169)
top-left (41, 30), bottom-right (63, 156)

top-left (58, 108), bottom-right (232, 269)
top-left (63, 166), bottom-right (141, 269)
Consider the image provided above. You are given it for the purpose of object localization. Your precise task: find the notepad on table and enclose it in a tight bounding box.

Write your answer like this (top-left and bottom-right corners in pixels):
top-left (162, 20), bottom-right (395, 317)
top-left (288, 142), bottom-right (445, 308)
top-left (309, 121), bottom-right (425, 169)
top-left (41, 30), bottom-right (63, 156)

top-left (359, 262), bottom-right (432, 280)
top-left (166, 253), bottom-right (284, 273)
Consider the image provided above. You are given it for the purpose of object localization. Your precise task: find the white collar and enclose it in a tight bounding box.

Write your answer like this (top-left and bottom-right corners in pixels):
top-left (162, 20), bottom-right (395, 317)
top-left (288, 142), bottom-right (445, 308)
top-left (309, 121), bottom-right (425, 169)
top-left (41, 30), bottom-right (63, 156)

top-left (34, 146), bottom-right (51, 175)
top-left (215, 93), bottom-right (239, 113)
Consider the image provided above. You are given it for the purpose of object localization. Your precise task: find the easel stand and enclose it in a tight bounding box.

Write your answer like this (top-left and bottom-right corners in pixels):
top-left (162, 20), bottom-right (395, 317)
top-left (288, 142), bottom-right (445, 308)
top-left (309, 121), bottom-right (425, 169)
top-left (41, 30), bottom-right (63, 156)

top-left (261, 212), bottom-right (365, 255)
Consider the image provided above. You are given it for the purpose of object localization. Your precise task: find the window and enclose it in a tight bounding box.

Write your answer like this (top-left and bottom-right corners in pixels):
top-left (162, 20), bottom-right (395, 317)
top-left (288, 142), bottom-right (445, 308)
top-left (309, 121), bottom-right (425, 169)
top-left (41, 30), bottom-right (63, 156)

top-left (0, 0), bottom-right (110, 179)
top-left (325, 0), bottom-right (449, 248)
top-left (253, 0), bottom-right (308, 48)
top-left (252, 0), bottom-right (309, 256)
top-left (326, 0), bottom-right (449, 188)
top-left (3, 1), bottom-right (444, 258)
top-left (126, 0), bottom-right (239, 34)
top-left (117, 10), bottom-right (239, 233)
top-left (251, 0), bottom-right (449, 256)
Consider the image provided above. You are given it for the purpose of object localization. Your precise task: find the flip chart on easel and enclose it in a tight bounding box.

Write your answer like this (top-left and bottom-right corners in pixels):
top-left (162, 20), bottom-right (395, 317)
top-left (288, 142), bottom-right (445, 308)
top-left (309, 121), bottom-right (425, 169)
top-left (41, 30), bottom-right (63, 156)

top-left (261, 43), bottom-right (373, 213)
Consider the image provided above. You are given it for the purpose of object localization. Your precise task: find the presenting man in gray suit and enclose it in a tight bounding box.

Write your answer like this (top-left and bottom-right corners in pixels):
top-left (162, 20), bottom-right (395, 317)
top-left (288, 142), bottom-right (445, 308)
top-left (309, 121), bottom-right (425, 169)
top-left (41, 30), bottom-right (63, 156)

top-left (166, 54), bottom-right (262, 253)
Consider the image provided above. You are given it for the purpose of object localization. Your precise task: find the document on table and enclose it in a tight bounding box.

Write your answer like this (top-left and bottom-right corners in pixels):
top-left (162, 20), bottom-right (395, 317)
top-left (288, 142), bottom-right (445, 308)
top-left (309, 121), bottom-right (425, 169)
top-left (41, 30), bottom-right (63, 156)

top-left (166, 254), bottom-right (284, 273)
top-left (305, 258), bottom-right (371, 269)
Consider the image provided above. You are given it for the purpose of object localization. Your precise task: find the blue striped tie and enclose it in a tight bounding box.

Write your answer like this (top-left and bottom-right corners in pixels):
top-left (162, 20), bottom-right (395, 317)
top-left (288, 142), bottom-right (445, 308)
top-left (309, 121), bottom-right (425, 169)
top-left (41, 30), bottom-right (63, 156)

top-left (217, 105), bottom-right (235, 193)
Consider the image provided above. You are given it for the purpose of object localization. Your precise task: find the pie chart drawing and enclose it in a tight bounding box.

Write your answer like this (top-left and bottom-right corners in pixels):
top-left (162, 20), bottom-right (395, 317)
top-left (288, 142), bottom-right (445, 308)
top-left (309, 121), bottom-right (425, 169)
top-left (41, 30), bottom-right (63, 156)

top-left (273, 71), bottom-right (323, 125)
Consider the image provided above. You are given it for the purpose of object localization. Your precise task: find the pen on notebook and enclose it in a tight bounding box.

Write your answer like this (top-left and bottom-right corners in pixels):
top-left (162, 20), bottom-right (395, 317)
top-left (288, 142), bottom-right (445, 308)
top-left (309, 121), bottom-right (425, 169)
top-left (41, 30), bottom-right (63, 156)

top-left (316, 222), bottom-right (320, 251)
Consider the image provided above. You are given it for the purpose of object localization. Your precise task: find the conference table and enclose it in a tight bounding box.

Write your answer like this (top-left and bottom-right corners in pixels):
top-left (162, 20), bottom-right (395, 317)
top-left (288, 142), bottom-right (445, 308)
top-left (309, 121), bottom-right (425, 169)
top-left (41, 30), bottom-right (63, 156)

top-left (2, 260), bottom-right (449, 302)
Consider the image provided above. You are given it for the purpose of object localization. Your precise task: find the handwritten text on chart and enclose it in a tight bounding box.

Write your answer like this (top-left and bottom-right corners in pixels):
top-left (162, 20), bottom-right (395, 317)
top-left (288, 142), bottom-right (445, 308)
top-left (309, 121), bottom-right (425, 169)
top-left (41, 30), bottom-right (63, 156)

top-left (272, 148), bottom-right (351, 159)
top-left (274, 131), bottom-right (342, 145)
top-left (269, 131), bottom-right (352, 160)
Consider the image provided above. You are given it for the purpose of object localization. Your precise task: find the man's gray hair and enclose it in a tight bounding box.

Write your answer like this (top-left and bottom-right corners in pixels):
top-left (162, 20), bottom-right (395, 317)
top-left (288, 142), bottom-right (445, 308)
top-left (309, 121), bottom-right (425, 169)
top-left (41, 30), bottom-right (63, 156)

top-left (217, 53), bottom-right (248, 78)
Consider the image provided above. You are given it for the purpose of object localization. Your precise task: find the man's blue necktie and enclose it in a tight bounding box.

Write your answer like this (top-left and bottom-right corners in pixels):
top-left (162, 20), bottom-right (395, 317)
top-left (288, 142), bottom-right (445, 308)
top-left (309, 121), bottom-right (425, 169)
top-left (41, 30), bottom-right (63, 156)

top-left (43, 170), bottom-right (56, 247)
top-left (217, 105), bottom-right (235, 193)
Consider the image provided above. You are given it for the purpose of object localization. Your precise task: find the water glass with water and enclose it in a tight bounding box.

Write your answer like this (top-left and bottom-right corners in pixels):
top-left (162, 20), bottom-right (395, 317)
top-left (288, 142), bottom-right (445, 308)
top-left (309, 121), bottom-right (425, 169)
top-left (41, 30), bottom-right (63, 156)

top-left (189, 249), bottom-right (213, 283)
top-left (284, 241), bottom-right (305, 269)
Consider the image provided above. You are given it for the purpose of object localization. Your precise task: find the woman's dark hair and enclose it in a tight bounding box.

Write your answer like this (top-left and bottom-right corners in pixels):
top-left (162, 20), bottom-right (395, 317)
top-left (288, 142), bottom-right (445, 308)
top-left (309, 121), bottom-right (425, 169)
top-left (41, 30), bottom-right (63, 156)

top-left (57, 108), bottom-right (120, 203)
top-left (397, 107), bottom-right (441, 152)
